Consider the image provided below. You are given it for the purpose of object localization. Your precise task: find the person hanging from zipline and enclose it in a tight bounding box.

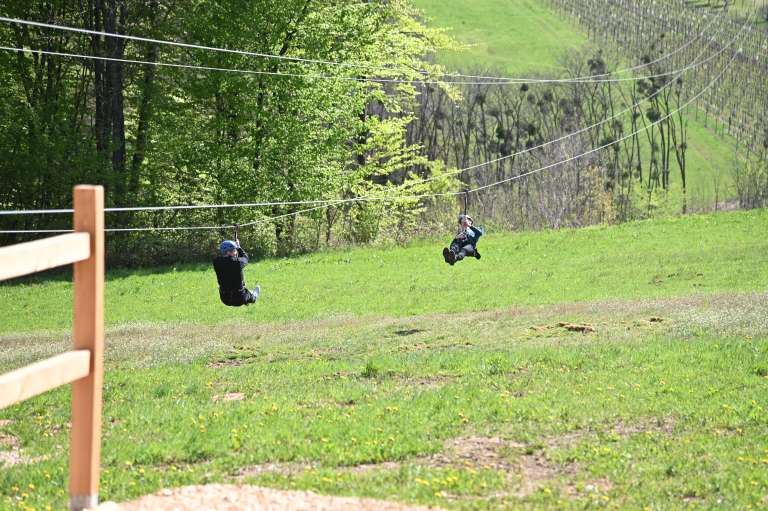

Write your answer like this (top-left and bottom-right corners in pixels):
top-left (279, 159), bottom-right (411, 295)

top-left (213, 227), bottom-right (260, 307)
top-left (443, 213), bottom-right (484, 266)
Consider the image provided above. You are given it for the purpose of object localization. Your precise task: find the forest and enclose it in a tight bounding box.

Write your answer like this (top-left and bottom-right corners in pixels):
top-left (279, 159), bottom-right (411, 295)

top-left (0, 0), bottom-right (766, 265)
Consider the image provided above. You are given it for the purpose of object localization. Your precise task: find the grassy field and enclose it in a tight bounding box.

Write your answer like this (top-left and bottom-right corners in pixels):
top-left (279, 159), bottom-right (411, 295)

top-left (412, 0), bottom-right (745, 209)
top-left (0, 210), bottom-right (766, 335)
top-left (412, 0), bottom-right (590, 75)
top-left (1, 210), bottom-right (768, 509)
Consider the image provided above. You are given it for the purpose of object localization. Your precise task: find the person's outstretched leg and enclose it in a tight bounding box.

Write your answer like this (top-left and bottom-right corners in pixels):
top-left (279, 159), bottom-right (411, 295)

top-left (444, 240), bottom-right (462, 265)
top-left (220, 291), bottom-right (241, 307)
top-left (456, 244), bottom-right (474, 262)
top-left (245, 285), bottom-right (261, 304)
top-left (443, 247), bottom-right (456, 265)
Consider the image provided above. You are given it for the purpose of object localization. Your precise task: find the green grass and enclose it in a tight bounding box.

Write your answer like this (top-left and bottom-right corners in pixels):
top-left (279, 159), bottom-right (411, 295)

top-left (0, 210), bottom-right (766, 335)
top-left (682, 116), bottom-right (742, 206)
top-left (414, 0), bottom-right (745, 207)
top-left (686, 0), bottom-right (768, 28)
top-left (413, 0), bottom-right (591, 75)
top-left (1, 210), bottom-right (768, 509)
top-left (2, 290), bottom-right (768, 509)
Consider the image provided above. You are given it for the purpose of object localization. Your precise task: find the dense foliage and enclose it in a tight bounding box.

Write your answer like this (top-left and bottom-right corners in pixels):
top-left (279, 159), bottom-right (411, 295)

top-left (0, 0), bottom-right (457, 262)
top-left (1, 0), bottom-right (765, 266)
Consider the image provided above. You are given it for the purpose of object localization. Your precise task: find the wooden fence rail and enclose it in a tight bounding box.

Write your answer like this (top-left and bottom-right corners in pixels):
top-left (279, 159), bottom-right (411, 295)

top-left (0, 185), bottom-right (104, 511)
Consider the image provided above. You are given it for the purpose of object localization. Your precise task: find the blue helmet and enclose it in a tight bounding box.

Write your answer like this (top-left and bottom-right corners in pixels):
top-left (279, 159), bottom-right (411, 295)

top-left (219, 240), bottom-right (237, 255)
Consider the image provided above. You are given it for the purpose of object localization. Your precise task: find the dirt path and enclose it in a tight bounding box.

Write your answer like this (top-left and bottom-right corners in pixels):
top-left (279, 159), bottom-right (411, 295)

top-left (96, 485), bottom-right (444, 511)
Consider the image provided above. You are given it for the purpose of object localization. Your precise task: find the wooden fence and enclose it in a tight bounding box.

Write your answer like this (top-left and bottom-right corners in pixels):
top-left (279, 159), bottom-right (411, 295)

top-left (0, 185), bottom-right (105, 511)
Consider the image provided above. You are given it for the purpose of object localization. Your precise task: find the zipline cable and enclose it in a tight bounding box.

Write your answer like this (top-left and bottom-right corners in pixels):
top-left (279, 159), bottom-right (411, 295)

top-left (0, 45), bottom-right (447, 85)
top-left (0, 10), bottom-right (742, 217)
top-left (0, 30), bottom-right (745, 235)
top-left (0, 198), bottom-right (370, 216)
top-left (0, 8), bottom-right (729, 84)
top-left (272, 30), bottom-right (747, 226)
top-left (0, 38), bottom-right (738, 86)
top-left (238, 25), bottom-right (752, 230)
top-left (0, 27), bottom-right (736, 86)
top-left (394, 16), bottom-right (743, 189)
top-left (0, 5), bottom-right (751, 232)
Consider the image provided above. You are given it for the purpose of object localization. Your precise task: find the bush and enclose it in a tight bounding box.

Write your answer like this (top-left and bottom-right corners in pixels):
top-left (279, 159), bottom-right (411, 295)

top-left (733, 159), bottom-right (768, 209)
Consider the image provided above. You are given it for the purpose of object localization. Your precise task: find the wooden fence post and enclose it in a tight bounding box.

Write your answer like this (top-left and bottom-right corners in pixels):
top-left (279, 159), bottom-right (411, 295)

top-left (69, 186), bottom-right (105, 511)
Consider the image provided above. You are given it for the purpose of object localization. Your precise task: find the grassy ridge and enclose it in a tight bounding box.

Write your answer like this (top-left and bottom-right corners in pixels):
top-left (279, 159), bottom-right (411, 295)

top-left (0, 209), bottom-right (766, 335)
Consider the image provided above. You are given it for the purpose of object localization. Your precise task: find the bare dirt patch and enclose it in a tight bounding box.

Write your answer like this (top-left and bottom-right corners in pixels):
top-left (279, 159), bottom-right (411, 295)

top-left (564, 478), bottom-right (614, 496)
top-left (547, 416), bottom-right (676, 449)
top-left (394, 329), bottom-right (426, 337)
top-left (99, 484), bottom-right (445, 511)
top-left (346, 461), bottom-right (403, 474)
top-left (682, 493), bottom-right (705, 504)
top-left (612, 417), bottom-right (675, 436)
top-left (340, 437), bottom-right (527, 475)
top-left (429, 437), bottom-right (579, 498)
top-left (435, 437), bottom-right (524, 470)
top-left (514, 451), bottom-right (571, 497)
top-left (0, 432), bottom-right (20, 449)
top-left (0, 431), bottom-right (23, 467)
top-left (207, 347), bottom-right (262, 368)
top-left (231, 435), bottom-right (601, 502)
top-left (207, 359), bottom-right (249, 369)
top-left (558, 323), bottom-right (596, 333)
top-left (237, 462), bottom-right (318, 479)
top-left (394, 374), bottom-right (455, 389)
top-left (212, 393), bottom-right (245, 402)
top-left (0, 431), bottom-right (47, 467)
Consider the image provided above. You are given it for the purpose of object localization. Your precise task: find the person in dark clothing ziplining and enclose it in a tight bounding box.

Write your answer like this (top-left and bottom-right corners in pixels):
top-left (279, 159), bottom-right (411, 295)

top-left (442, 214), bottom-right (484, 266)
top-left (212, 238), bottom-right (261, 307)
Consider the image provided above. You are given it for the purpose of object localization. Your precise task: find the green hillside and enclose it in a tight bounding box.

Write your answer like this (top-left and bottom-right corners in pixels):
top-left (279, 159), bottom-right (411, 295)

top-left (1, 3), bottom-right (767, 509)
top-left (413, 0), bottom-right (590, 75)
top-left (413, 0), bottom-right (744, 209)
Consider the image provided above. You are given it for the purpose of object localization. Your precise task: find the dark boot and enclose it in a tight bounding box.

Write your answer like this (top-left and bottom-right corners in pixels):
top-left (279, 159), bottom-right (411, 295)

top-left (474, 249), bottom-right (481, 260)
top-left (442, 247), bottom-right (456, 265)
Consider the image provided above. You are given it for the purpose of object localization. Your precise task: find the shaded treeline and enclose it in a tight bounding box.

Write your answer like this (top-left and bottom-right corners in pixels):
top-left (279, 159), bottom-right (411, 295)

top-left (0, 0), bottom-right (456, 264)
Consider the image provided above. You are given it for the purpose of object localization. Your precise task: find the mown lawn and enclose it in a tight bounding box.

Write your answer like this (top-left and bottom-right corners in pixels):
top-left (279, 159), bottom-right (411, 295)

top-left (1, 293), bottom-right (767, 509)
top-left (1, 209), bottom-right (767, 510)
top-left (0, 210), bottom-right (766, 335)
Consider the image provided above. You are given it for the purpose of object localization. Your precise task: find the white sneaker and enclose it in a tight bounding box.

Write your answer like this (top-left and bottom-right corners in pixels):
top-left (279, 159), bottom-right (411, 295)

top-left (253, 285), bottom-right (261, 299)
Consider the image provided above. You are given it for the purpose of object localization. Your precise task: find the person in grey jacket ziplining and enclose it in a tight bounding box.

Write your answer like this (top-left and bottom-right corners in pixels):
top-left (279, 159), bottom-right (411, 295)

top-left (443, 214), bottom-right (484, 266)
